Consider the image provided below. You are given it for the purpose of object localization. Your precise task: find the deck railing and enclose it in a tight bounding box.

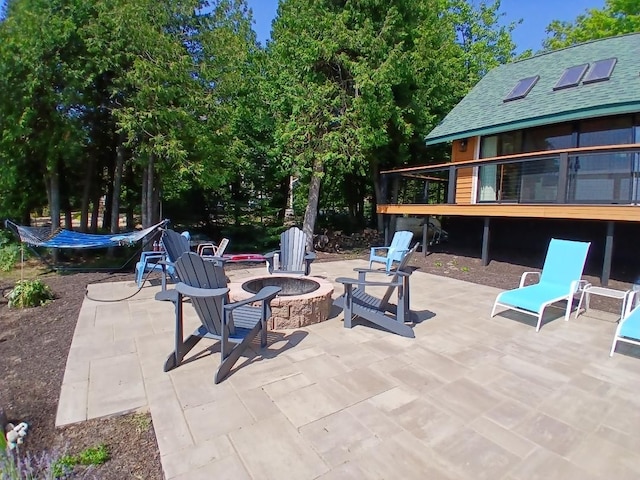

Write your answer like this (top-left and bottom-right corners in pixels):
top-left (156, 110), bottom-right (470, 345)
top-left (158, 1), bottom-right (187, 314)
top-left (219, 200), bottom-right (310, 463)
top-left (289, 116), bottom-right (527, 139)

top-left (381, 144), bottom-right (640, 206)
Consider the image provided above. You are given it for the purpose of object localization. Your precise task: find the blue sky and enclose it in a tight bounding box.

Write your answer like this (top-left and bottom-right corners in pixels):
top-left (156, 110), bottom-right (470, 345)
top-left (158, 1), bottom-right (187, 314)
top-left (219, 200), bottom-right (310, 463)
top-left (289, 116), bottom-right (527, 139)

top-left (246, 0), bottom-right (607, 53)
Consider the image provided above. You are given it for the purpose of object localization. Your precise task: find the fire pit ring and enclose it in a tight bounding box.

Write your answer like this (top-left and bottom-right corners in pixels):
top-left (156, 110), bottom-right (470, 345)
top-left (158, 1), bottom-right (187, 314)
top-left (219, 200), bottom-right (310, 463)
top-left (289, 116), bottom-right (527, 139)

top-left (242, 276), bottom-right (320, 296)
top-left (228, 275), bottom-right (334, 330)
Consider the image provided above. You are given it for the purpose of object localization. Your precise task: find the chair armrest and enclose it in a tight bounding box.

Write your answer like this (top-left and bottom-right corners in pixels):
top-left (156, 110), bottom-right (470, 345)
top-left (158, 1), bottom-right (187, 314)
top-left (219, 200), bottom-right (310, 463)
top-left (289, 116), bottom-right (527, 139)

top-left (224, 286), bottom-right (281, 310)
top-left (175, 282), bottom-right (229, 298)
top-left (370, 246), bottom-right (390, 255)
top-left (305, 252), bottom-right (316, 261)
top-left (140, 252), bottom-right (165, 262)
top-left (519, 271), bottom-right (540, 288)
top-left (353, 267), bottom-right (399, 277)
top-left (336, 276), bottom-right (402, 288)
top-left (263, 251), bottom-right (280, 260)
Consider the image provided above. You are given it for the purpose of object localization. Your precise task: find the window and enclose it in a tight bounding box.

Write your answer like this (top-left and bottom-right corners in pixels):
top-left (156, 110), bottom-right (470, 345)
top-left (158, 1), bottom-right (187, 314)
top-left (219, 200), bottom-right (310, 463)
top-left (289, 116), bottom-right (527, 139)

top-left (503, 76), bottom-right (539, 102)
top-left (523, 124), bottom-right (574, 152)
top-left (582, 58), bottom-right (617, 84)
top-left (553, 64), bottom-right (589, 90)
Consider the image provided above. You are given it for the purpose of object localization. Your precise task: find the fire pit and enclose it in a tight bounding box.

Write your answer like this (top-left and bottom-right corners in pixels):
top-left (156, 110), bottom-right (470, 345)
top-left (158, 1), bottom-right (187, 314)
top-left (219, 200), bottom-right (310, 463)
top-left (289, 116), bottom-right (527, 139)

top-left (228, 275), bottom-right (334, 330)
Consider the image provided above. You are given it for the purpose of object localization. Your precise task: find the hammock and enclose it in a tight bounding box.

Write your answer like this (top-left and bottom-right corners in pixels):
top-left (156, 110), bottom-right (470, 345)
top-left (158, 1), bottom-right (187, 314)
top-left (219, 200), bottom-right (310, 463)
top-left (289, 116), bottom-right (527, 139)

top-left (6, 219), bottom-right (168, 249)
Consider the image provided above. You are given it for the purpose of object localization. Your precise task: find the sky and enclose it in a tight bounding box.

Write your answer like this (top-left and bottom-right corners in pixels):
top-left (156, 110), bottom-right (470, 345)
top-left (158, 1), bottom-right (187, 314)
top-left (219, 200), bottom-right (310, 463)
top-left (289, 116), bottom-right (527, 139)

top-left (245, 0), bottom-right (607, 53)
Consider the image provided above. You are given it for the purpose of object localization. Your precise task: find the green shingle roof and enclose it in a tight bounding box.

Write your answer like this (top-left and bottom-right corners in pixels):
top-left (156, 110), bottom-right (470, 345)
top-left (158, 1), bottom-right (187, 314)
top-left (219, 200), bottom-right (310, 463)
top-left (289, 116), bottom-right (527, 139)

top-left (425, 33), bottom-right (640, 145)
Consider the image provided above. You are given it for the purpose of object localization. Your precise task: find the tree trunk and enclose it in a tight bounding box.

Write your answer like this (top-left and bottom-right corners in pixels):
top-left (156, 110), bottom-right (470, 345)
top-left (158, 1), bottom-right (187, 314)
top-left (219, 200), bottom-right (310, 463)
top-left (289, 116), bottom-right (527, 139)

top-left (110, 136), bottom-right (125, 234)
top-left (141, 163), bottom-right (149, 227)
top-left (49, 166), bottom-right (61, 232)
top-left (80, 157), bottom-right (95, 232)
top-left (90, 193), bottom-right (101, 232)
top-left (143, 153), bottom-right (155, 228)
top-left (372, 163), bottom-right (384, 232)
top-left (302, 156), bottom-right (323, 252)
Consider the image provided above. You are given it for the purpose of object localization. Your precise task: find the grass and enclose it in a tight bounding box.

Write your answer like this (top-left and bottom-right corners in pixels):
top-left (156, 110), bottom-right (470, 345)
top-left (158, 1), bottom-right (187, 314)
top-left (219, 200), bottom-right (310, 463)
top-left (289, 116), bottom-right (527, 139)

top-left (52, 444), bottom-right (109, 477)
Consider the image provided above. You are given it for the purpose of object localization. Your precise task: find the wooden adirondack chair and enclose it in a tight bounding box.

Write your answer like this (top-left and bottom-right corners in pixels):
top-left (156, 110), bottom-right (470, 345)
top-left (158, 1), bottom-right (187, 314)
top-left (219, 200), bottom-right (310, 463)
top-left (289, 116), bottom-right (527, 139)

top-left (264, 226), bottom-right (316, 275)
top-left (334, 243), bottom-right (419, 338)
top-left (163, 252), bottom-right (281, 383)
top-left (369, 230), bottom-right (413, 272)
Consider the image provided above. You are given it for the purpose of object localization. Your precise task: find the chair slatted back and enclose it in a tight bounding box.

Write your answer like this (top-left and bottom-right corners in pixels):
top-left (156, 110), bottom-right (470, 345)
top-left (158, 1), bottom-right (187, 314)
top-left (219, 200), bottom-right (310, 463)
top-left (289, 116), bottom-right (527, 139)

top-left (539, 238), bottom-right (590, 288)
top-left (279, 227), bottom-right (307, 273)
top-left (162, 229), bottom-right (191, 263)
top-left (174, 252), bottom-right (228, 336)
top-left (216, 238), bottom-right (230, 256)
top-left (389, 230), bottom-right (413, 250)
top-left (380, 242), bottom-right (419, 306)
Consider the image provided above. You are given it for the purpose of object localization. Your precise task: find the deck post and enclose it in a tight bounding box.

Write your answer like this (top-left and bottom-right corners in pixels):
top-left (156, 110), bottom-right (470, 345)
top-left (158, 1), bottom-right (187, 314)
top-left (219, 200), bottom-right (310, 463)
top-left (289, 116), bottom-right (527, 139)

top-left (602, 221), bottom-right (614, 286)
top-left (557, 152), bottom-right (569, 203)
top-left (481, 217), bottom-right (490, 266)
top-left (447, 165), bottom-right (456, 204)
top-left (422, 216), bottom-right (429, 256)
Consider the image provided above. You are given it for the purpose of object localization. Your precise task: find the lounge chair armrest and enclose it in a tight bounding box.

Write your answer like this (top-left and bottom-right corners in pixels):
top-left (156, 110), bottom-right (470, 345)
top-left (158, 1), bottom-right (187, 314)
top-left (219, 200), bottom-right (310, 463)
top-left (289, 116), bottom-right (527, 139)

top-left (519, 271), bottom-right (540, 288)
top-left (203, 255), bottom-right (227, 265)
top-left (224, 286), bottom-right (281, 310)
top-left (336, 276), bottom-right (402, 288)
top-left (305, 252), bottom-right (316, 261)
top-left (175, 282), bottom-right (229, 298)
top-left (263, 251), bottom-right (280, 260)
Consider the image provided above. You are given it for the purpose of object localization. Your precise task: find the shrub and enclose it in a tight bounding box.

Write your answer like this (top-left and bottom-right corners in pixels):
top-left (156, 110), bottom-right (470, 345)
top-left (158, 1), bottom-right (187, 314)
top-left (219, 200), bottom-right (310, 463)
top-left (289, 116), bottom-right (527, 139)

top-left (52, 444), bottom-right (109, 477)
top-left (7, 279), bottom-right (54, 308)
top-left (0, 244), bottom-right (20, 272)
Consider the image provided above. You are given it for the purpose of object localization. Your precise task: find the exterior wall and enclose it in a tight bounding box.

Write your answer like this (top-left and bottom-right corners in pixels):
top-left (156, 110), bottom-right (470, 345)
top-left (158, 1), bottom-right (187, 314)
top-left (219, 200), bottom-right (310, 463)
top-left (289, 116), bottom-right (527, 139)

top-left (452, 137), bottom-right (478, 204)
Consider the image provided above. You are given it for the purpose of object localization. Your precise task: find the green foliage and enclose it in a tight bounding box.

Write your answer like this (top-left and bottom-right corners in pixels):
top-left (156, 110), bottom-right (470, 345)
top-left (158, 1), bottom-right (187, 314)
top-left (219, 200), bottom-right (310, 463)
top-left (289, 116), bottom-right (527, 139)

top-left (543, 0), bottom-right (640, 51)
top-left (0, 243), bottom-right (20, 272)
top-left (7, 279), bottom-right (54, 308)
top-left (52, 444), bottom-right (109, 478)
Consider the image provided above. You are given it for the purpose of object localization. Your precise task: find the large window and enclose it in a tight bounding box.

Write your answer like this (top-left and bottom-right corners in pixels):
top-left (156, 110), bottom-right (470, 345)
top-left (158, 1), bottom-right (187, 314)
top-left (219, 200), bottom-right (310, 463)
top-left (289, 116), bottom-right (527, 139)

top-left (476, 114), bottom-right (638, 204)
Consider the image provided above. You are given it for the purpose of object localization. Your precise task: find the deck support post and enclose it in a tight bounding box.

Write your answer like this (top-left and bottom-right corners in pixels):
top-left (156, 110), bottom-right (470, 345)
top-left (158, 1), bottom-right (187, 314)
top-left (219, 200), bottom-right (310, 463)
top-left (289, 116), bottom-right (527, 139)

top-left (422, 216), bottom-right (429, 256)
top-left (481, 217), bottom-right (490, 266)
top-left (447, 166), bottom-right (456, 204)
top-left (602, 221), bottom-right (614, 286)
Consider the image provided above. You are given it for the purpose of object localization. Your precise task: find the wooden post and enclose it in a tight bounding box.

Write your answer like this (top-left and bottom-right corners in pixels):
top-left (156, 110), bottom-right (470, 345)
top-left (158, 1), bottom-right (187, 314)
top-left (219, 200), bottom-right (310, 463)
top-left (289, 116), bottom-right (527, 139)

top-left (422, 216), bottom-right (429, 256)
top-left (602, 221), bottom-right (614, 286)
top-left (481, 217), bottom-right (490, 266)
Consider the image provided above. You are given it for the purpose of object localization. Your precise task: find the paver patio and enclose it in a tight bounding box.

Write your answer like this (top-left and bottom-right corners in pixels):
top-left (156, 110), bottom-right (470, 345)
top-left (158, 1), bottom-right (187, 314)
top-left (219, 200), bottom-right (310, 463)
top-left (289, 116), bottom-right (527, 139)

top-left (56, 259), bottom-right (640, 479)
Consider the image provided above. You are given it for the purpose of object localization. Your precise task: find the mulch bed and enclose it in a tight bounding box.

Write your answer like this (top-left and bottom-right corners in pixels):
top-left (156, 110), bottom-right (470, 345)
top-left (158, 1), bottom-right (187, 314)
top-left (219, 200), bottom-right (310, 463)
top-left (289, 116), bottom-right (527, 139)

top-left (0, 246), bottom-right (631, 477)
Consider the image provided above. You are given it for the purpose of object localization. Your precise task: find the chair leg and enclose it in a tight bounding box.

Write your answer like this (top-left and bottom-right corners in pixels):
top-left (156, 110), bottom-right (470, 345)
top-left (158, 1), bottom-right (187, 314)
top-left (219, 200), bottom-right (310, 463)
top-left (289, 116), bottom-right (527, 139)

top-left (610, 338), bottom-right (617, 357)
top-left (490, 298), bottom-right (500, 318)
top-left (564, 296), bottom-right (573, 322)
top-left (135, 262), bottom-right (145, 287)
top-left (535, 310), bottom-right (544, 332)
top-left (215, 323), bottom-right (261, 384)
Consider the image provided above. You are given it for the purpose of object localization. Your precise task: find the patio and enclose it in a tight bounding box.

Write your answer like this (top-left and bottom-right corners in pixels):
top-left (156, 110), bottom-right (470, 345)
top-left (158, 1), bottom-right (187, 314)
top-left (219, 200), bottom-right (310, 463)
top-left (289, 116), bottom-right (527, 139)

top-left (55, 259), bottom-right (640, 480)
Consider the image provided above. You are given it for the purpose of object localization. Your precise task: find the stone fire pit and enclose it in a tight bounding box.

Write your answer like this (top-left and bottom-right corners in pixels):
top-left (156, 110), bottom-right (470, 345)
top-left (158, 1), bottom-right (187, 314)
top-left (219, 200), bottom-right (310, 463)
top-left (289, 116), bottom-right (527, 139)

top-left (228, 275), bottom-right (334, 330)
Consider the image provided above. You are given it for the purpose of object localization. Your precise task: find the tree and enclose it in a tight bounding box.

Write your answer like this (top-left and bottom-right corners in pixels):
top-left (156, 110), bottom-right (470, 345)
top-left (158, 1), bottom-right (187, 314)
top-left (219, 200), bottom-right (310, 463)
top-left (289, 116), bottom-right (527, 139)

top-left (543, 0), bottom-right (640, 50)
top-left (266, 0), bottom-right (517, 245)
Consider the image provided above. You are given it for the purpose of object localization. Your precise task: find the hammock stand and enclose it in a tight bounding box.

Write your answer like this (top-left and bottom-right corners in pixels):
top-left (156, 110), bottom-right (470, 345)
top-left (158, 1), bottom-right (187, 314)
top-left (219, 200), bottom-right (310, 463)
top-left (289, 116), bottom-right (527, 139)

top-left (4, 219), bottom-right (169, 272)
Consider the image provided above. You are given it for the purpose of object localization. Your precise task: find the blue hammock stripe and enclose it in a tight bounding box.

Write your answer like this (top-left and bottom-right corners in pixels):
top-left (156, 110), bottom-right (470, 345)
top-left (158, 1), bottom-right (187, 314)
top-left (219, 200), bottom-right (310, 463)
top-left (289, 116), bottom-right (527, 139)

top-left (11, 220), bottom-right (167, 249)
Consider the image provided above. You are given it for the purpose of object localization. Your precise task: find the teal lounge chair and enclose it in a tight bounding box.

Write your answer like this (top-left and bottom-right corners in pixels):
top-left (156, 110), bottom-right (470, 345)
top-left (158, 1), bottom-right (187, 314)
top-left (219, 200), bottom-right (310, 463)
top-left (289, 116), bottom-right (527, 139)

top-left (369, 230), bottom-right (413, 272)
top-left (610, 296), bottom-right (640, 356)
top-left (490, 238), bottom-right (590, 332)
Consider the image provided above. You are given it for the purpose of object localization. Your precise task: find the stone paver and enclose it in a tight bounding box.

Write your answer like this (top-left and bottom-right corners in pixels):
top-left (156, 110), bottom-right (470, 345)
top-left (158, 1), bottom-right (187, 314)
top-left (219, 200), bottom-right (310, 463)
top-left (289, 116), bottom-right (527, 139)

top-left (56, 259), bottom-right (640, 479)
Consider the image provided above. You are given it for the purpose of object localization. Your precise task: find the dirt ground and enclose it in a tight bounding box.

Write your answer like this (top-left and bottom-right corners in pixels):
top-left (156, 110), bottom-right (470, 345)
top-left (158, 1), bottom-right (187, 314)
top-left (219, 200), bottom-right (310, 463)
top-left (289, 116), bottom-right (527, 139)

top-left (0, 246), bottom-right (631, 478)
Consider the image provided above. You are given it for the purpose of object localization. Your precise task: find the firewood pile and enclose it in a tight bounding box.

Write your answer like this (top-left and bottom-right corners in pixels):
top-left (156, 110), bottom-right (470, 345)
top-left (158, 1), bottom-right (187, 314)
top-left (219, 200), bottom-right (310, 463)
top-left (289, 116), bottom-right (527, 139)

top-left (313, 228), bottom-right (382, 253)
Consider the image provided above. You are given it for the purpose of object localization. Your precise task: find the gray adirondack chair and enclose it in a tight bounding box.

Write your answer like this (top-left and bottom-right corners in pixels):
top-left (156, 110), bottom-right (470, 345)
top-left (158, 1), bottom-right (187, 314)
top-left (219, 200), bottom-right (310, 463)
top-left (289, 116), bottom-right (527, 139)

top-left (264, 226), bottom-right (316, 275)
top-left (163, 252), bottom-right (281, 383)
top-left (334, 243), bottom-right (419, 338)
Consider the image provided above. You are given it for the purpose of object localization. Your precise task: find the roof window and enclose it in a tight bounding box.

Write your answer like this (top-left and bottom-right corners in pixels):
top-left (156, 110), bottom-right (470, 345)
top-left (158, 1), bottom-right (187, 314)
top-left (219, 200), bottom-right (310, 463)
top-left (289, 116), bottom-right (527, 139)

top-left (554, 64), bottom-right (589, 90)
top-left (503, 76), bottom-right (539, 102)
top-left (583, 58), bottom-right (617, 84)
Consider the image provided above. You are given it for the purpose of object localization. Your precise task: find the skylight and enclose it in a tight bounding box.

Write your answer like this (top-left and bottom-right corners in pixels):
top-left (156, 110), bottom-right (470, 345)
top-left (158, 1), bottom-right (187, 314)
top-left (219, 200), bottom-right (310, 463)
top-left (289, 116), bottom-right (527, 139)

top-left (554, 64), bottom-right (589, 90)
top-left (583, 58), bottom-right (617, 84)
top-left (503, 76), bottom-right (539, 102)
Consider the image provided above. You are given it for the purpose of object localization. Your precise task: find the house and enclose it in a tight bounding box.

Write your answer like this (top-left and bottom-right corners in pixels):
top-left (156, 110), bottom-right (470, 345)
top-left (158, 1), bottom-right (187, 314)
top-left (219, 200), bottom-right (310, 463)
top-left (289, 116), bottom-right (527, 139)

top-left (377, 33), bottom-right (640, 285)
